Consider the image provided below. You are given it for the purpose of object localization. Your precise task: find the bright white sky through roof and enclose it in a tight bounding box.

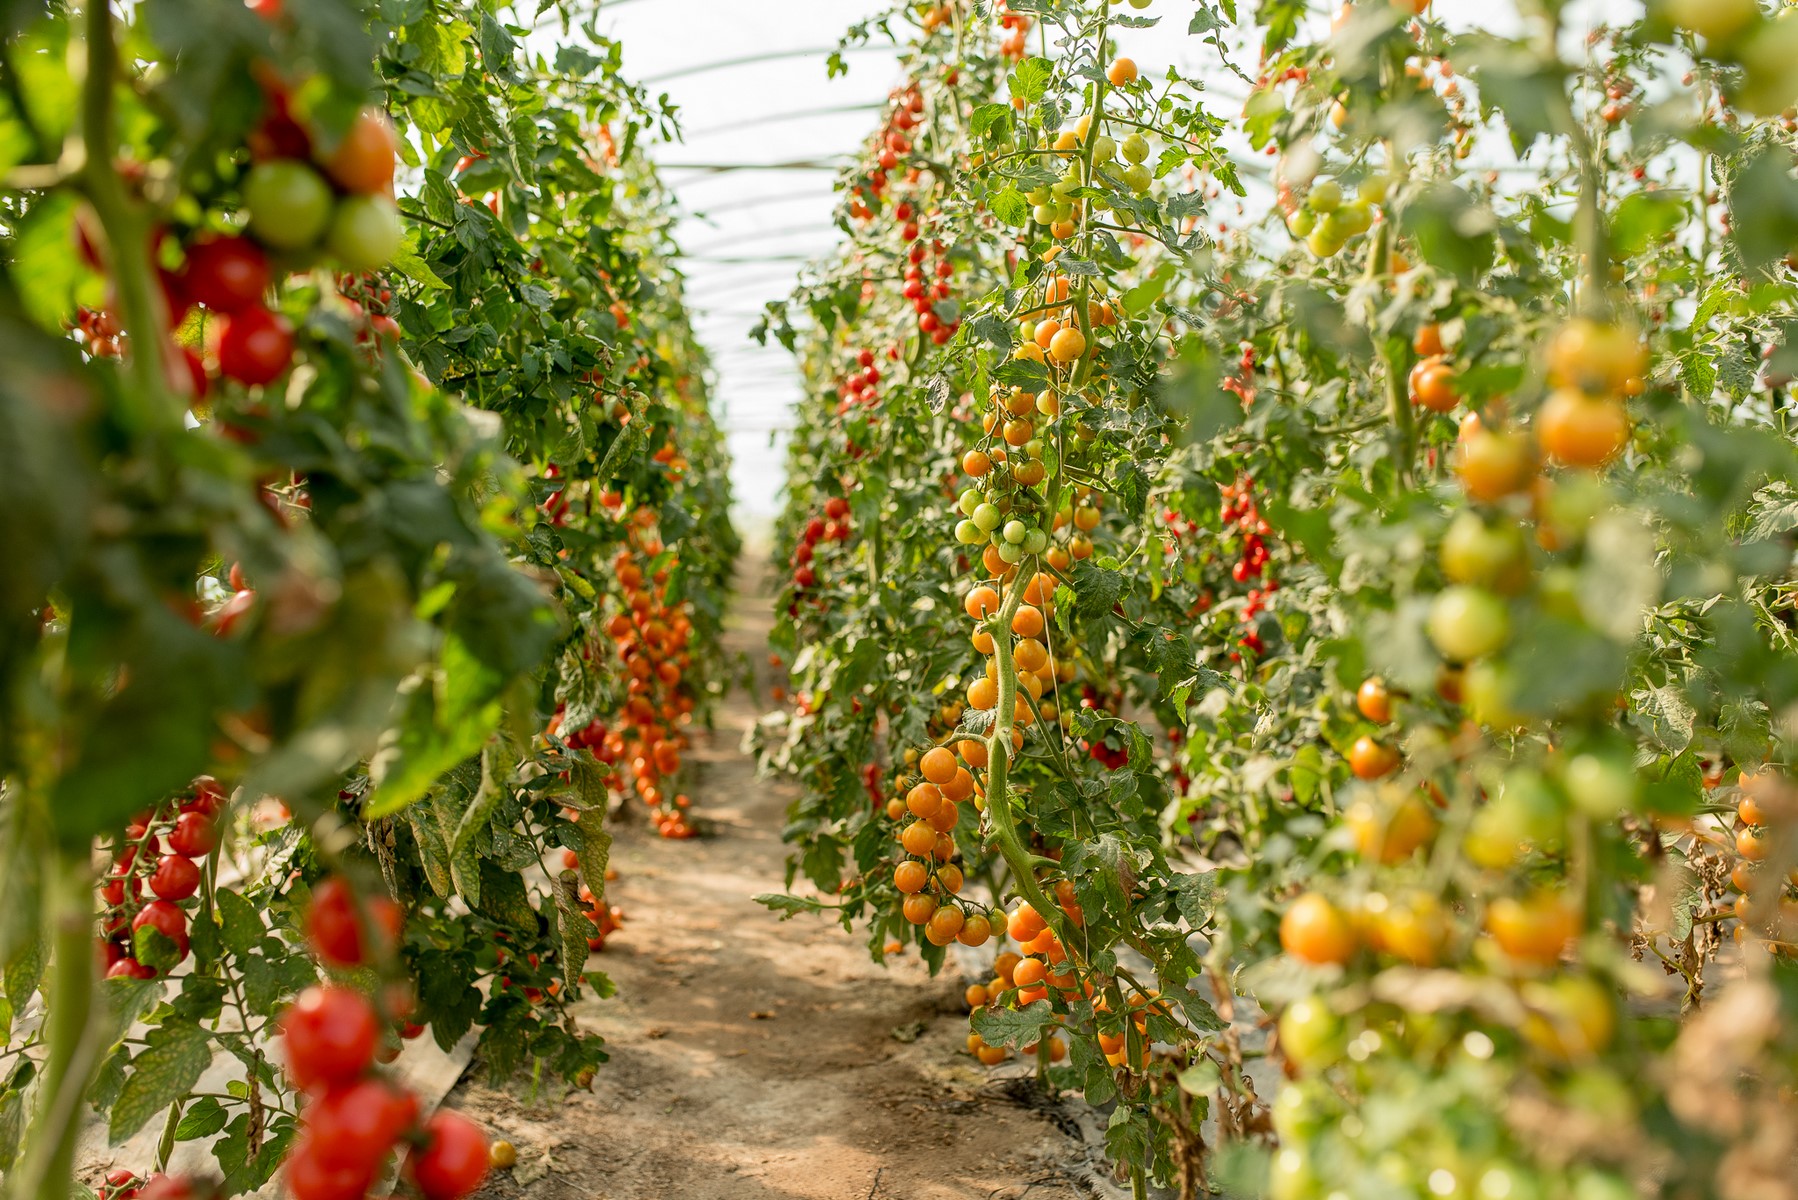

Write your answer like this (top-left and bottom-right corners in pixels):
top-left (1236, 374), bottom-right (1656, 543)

top-left (587, 0), bottom-right (1638, 519)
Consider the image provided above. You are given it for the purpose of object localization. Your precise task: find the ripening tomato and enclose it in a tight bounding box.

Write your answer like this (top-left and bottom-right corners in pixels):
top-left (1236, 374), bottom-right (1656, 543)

top-left (132, 899), bottom-right (190, 966)
top-left (324, 108), bottom-right (398, 195)
top-left (182, 236), bottom-right (270, 313)
top-left (1485, 892), bottom-right (1577, 967)
top-left (1280, 892), bottom-right (1355, 965)
top-left (1278, 995), bottom-right (1342, 1069)
top-left (1355, 677), bottom-right (1391, 723)
top-left (1537, 388), bottom-right (1628, 467)
top-left (1454, 428), bottom-right (1537, 501)
top-left (217, 307), bottom-right (294, 386)
top-left (1347, 735), bottom-right (1400, 780)
top-left (1408, 356), bottom-right (1458, 412)
top-left (280, 985), bottom-right (379, 1092)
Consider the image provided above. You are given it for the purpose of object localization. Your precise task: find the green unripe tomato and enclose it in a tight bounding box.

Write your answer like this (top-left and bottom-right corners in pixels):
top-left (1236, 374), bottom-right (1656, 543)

top-left (1002, 519), bottom-right (1029, 544)
top-left (955, 519), bottom-right (983, 545)
top-left (1022, 529), bottom-right (1049, 555)
top-left (972, 503), bottom-right (1002, 532)
top-left (1032, 203), bottom-right (1055, 224)
top-left (1337, 199), bottom-right (1373, 236)
top-left (1563, 753), bottom-right (1638, 818)
top-left (1112, 206), bottom-right (1137, 227)
top-left (958, 488), bottom-right (983, 517)
top-left (996, 541), bottom-right (1024, 564)
top-left (1025, 186), bottom-right (1052, 205)
top-left (1286, 207), bottom-right (1316, 237)
top-left (1736, 11), bottom-right (1798, 115)
top-left (1315, 210), bottom-right (1353, 242)
top-left (1121, 132), bottom-right (1150, 164)
top-left (1268, 1149), bottom-right (1316, 1200)
top-left (1305, 227), bottom-right (1345, 258)
top-left (1356, 174), bottom-right (1391, 205)
top-left (1090, 134), bottom-right (1116, 162)
top-left (1440, 511), bottom-right (1530, 593)
top-left (1127, 0), bottom-right (1151, 8)
top-left (1427, 586), bottom-right (1510, 662)
top-left (1656, 0), bottom-right (1759, 43)
top-left (1050, 199), bottom-right (1074, 222)
top-left (244, 160), bottom-right (334, 250)
top-left (1051, 175), bottom-right (1080, 198)
top-left (1278, 996), bottom-right (1343, 1070)
top-left (1462, 659), bottom-right (1525, 731)
top-left (326, 195), bottom-right (402, 271)
top-left (1306, 177), bottom-right (1342, 213)
top-left (1122, 163), bottom-right (1152, 192)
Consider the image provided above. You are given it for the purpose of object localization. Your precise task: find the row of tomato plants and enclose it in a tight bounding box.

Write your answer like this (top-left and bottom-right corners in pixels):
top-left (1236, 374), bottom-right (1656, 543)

top-left (754, 1), bottom-right (1798, 1198)
top-left (0, 1), bottom-right (733, 1198)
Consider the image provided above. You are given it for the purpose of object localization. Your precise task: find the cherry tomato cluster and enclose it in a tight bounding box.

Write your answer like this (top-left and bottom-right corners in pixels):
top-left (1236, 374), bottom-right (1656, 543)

top-left (996, 2), bottom-right (1032, 59)
top-left (832, 346), bottom-right (888, 417)
top-left (100, 1169), bottom-right (203, 1200)
top-left (1216, 475), bottom-right (1279, 661)
top-left (847, 85), bottom-right (926, 222)
top-left (281, 878), bottom-right (488, 1200)
top-left (589, 527), bottom-right (700, 837)
top-left (788, 496), bottom-right (853, 598)
top-left (98, 777), bottom-right (226, 980)
top-left (280, 983), bottom-right (488, 1200)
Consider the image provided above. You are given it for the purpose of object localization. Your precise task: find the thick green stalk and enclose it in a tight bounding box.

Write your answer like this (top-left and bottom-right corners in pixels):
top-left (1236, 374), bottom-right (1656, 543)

top-left (983, 566), bottom-right (1068, 944)
top-left (79, 0), bottom-right (177, 435)
top-left (1369, 220), bottom-right (1415, 488)
top-left (19, 851), bottom-right (98, 1200)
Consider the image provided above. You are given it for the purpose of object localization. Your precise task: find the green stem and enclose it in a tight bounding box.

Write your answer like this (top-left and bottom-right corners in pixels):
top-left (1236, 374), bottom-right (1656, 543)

top-left (21, 851), bottom-right (98, 1200)
top-left (79, 0), bottom-right (176, 436)
top-left (983, 568), bottom-right (1070, 944)
top-left (1369, 220), bottom-right (1415, 489)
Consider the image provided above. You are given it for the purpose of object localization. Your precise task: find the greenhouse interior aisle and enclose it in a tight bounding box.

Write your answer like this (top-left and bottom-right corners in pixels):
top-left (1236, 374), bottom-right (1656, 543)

top-left (438, 560), bottom-right (1116, 1200)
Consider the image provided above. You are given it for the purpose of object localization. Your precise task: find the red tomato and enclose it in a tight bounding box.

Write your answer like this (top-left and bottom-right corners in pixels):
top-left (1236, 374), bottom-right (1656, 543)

top-left (182, 235), bottom-right (269, 313)
top-left (409, 1111), bottom-right (490, 1200)
top-left (286, 1133), bottom-right (377, 1200)
top-left (302, 1077), bottom-right (417, 1170)
top-left (306, 876), bottom-right (405, 967)
top-left (280, 985), bottom-right (379, 1093)
top-left (148, 854), bottom-right (201, 901)
top-left (168, 811), bottom-right (218, 858)
top-left (131, 899), bottom-right (190, 966)
top-left (217, 307), bottom-right (294, 386)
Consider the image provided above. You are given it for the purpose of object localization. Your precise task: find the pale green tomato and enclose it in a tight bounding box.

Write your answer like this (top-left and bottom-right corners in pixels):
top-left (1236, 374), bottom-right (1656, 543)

top-left (1025, 186), bottom-right (1052, 205)
top-left (1278, 995), bottom-right (1343, 1069)
top-left (326, 195), bottom-right (402, 271)
top-left (1563, 753), bottom-right (1638, 818)
top-left (1022, 529), bottom-right (1048, 555)
top-left (1286, 207), bottom-right (1316, 237)
top-left (1090, 133), bottom-right (1116, 162)
top-left (1357, 174), bottom-right (1391, 204)
top-left (1440, 511), bottom-right (1529, 593)
top-left (1657, 0), bottom-right (1759, 43)
top-left (1427, 586), bottom-right (1510, 661)
top-left (1032, 203), bottom-right (1056, 224)
top-left (1122, 132), bottom-right (1151, 164)
top-left (996, 541), bottom-right (1024, 564)
top-left (1306, 227), bottom-right (1344, 258)
top-left (957, 488), bottom-right (982, 517)
top-left (1337, 199), bottom-right (1373, 236)
top-left (1002, 519), bottom-right (1029, 544)
top-left (972, 503), bottom-right (1002, 532)
top-left (1306, 177), bottom-right (1342, 213)
top-left (955, 519), bottom-right (983, 545)
top-left (1123, 163), bottom-right (1152, 192)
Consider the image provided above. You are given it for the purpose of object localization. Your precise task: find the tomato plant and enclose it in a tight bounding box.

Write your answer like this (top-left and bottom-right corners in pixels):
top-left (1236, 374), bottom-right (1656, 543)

top-left (756, 1), bottom-right (1798, 1197)
top-left (0, 0), bottom-right (732, 1195)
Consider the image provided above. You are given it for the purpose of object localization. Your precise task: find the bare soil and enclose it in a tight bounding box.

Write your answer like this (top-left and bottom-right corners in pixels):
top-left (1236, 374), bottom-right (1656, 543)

top-left (444, 562), bottom-right (1117, 1200)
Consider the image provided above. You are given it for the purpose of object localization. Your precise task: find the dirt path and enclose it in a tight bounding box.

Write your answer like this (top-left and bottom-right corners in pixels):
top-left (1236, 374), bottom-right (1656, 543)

top-left (448, 557), bottom-right (1111, 1200)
